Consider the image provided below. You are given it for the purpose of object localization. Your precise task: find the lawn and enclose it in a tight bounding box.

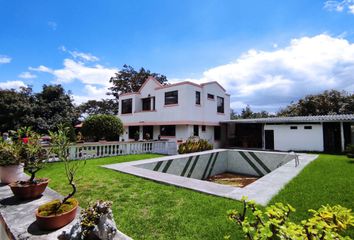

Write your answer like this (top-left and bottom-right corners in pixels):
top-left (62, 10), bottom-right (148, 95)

top-left (37, 154), bottom-right (354, 239)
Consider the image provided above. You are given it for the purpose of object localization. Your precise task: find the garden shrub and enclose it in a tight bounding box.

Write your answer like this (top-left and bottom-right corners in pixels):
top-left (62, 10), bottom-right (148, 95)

top-left (227, 197), bottom-right (354, 240)
top-left (81, 114), bottom-right (123, 141)
top-left (178, 137), bottom-right (213, 154)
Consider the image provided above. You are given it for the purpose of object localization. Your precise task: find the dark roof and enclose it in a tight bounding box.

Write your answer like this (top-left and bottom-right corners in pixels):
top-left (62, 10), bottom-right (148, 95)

top-left (221, 114), bottom-right (354, 124)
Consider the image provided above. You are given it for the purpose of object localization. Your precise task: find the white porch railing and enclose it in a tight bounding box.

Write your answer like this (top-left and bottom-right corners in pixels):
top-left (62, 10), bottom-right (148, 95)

top-left (65, 141), bottom-right (177, 160)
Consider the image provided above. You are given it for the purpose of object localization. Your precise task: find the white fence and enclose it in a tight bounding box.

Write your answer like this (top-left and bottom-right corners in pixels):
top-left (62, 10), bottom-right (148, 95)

top-left (65, 141), bottom-right (177, 160)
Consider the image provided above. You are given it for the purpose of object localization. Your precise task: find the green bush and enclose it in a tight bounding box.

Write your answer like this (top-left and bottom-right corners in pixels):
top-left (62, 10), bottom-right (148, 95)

top-left (346, 144), bottom-right (354, 154)
top-left (81, 114), bottom-right (123, 141)
top-left (227, 197), bottom-right (354, 240)
top-left (0, 141), bottom-right (21, 166)
top-left (178, 137), bottom-right (213, 154)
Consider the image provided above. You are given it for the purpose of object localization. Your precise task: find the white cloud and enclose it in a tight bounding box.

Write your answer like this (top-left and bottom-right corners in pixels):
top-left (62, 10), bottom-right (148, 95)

top-left (72, 85), bottom-right (113, 104)
top-left (60, 46), bottom-right (99, 62)
top-left (48, 21), bottom-right (57, 30)
top-left (18, 71), bottom-right (37, 79)
top-left (29, 59), bottom-right (117, 86)
top-left (177, 34), bottom-right (354, 111)
top-left (324, 0), bottom-right (354, 14)
top-left (0, 80), bottom-right (26, 90)
top-left (349, 4), bottom-right (354, 13)
top-left (0, 55), bottom-right (11, 64)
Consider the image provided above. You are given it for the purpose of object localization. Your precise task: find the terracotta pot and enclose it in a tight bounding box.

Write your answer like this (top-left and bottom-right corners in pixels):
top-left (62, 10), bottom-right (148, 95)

top-left (9, 178), bottom-right (49, 200)
top-left (35, 200), bottom-right (78, 230)
top-left (0, 164), bottom-right (24, 184)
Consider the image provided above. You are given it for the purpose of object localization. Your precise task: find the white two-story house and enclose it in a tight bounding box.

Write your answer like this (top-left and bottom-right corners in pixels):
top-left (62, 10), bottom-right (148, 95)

top-left (118, 77), bottom-right (230, 147)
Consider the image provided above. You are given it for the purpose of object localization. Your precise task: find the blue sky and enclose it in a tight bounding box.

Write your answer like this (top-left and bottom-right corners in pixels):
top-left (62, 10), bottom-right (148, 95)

top-left (1, 0), bottom-right (354, 112)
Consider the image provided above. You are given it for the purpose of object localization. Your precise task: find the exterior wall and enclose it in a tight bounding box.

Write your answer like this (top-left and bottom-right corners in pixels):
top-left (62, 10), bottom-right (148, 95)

top-left (264, 124), bottom-right (324, 151)
top-left (118, 78), bottom-right (230, 146)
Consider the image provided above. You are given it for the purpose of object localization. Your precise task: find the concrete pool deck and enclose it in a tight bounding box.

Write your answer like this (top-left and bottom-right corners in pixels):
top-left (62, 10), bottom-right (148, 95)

top-left (103, 149), bottom-right (318, 205)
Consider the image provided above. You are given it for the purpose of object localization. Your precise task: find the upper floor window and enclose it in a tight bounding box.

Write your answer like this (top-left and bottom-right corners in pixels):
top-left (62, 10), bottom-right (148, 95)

top-left (165, 91), bottom-right (178, 105)
top-left (121, 98), bottom-right (132, 114)
top-left (217, 96), bottom-right (224, 113)
top-left (207, 94), bottom-right (214, 100)
top-left (142, 98), bottom-right (151, 111)
top-left (195, 91), bottom-right (201, 105)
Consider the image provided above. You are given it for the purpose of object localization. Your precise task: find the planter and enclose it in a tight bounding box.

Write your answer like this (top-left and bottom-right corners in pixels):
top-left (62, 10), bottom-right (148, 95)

top-left (0, 164), bottom-right (24, 184)
top-left (36, 199), bottom-right (78, 230)
top-left (9, 178), bottom-right (49, 200)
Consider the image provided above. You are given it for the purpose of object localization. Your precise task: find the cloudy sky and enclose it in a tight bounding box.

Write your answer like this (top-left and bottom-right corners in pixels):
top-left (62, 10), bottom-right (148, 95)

top-left (0, 0), bottom-right (354, 112)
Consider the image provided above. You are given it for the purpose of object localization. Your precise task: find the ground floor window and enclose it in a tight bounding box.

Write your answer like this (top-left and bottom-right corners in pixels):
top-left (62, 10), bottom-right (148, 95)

top-left (193, 125), bottom-right (199, 136)
top-left (202, 125), bottom-right (206, 131)
top-left (160, 125), bottom-right (176, 136)
top-left (128, 126), bottom-right (140, 139)
top-left (214, 126), bottom-right (221, 140)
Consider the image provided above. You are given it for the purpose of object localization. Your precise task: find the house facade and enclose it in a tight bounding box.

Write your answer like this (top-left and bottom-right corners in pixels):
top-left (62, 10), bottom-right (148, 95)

top-left (118, 77), bottom-right (230, 147)
top-left (220, 115), bottom-right (354, 153)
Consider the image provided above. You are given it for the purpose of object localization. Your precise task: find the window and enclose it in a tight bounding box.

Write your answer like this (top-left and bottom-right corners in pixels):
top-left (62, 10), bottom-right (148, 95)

top-left (193, 125), bottom-right (199, 136)
top-left (214, 126), bottom-right (221, 140)
top-left (201, 125), bottom-right (206, 132)
top-left (290, 126), bottom-right (298, 130)
top-left (207, 94), bottom-right (214, 100)
top-left (160, 125), bottom-right (176, 136)
top-left (164, 91), bottom-right (178, 105)
top-left (217, 96), bottom-right (224, 113)
top-left (142, 98), bottom-right (151, 111)
top-left (195, 91), bottom-right (201, 105)
top-left (121, 99), bottom-right (132, 114)
top-left (304, 126), bottom-right (312, 130)
top-left (128, 126), bottom-right (139, 139)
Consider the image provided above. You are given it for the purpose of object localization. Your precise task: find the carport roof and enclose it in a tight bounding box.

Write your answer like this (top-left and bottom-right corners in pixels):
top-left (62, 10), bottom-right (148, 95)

top-left (221, 114), bottom-right (354, 124)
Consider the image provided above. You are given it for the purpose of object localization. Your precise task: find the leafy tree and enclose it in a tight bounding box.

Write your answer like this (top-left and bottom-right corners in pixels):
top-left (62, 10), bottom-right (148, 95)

top-left (108, 64), bottom-right (168, 99)
top-left (81, 114), bottom-right (123, 141)
top-left (78, 99), bottom-right (119, 116)
top-left (33, 85), bottom-right (79, 133)
top-left (278, 90), bottom-right (354, 116)
top-left (230, 106), bottom-right (272, 119)
top-left (0, 87), bottom-right (35, 132)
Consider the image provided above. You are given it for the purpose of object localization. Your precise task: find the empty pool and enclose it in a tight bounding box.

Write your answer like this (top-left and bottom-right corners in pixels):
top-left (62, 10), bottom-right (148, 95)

top-left (103, 149), bottom-right (317, 205)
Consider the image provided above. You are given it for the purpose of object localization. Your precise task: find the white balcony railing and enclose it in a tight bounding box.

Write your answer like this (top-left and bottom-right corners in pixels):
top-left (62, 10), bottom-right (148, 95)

top-left (59, 140), bottom-right (177, 160)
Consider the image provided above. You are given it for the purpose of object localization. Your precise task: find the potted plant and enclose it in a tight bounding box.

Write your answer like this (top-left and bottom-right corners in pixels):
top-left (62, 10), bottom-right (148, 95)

top-left (9, 127), bottom-right (49, 199)
top-left (36, 125), bottom-right (85, 230)
top-left (0, 140), bottom-right (23, 184)
top-left (346, 144), bottom-right (354, 158)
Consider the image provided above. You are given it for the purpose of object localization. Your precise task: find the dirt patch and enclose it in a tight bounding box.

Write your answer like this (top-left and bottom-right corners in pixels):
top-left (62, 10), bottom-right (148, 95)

top-left (207, 172), bottom-right (259, 188)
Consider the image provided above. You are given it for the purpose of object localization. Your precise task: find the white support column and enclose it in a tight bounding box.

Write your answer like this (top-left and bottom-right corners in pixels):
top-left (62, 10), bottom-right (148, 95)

top-left (340, 122), bottom-right (345, 152)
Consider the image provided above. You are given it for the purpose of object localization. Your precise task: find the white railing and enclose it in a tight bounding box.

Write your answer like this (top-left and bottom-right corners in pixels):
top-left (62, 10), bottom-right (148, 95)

top-left (65, 141), bottom-right (177, 160)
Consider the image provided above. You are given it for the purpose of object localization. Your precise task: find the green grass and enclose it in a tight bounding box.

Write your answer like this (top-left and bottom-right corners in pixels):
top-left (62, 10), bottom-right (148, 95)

top-left (37, 154), bottom-right (354, 239)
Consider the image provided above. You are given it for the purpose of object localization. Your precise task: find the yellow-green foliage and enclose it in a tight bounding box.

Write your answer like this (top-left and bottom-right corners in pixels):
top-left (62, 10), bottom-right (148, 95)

top-left (38, 198), bottom-right (78, 217)
top-left (178, 137), bottom-right (213, 154)
top-left (227, 197), bottom-right (354, 240)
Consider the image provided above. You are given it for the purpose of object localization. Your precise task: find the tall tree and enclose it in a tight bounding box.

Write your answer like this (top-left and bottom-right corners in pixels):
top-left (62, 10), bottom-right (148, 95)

top-left (33, 85), bottom-right (79, 132)
top-left (0, 87), bottom-right (35, 132)
top-left (78, 99), bottom-right (119, 116)
top-left (278, 90), bottom-right (354, 116)
top-left (108, 65), bottom-right (168, 99)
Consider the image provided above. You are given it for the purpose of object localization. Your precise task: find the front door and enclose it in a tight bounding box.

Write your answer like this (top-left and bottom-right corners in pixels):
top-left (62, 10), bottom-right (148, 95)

top-left (143, 126), bottom-right (154, 140)
top-left (265, 130), bottom-right (274, 150)
top-left (323, 122), bottom-right (341, 153)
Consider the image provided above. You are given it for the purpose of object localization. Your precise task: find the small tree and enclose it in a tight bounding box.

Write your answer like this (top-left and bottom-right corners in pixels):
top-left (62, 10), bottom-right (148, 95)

top-left (81, 114), bottom-right (123, 141)
top-left (49, 125), bottom-right (85, 204)
top-left (17, 127), bottom-right (47, 183)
